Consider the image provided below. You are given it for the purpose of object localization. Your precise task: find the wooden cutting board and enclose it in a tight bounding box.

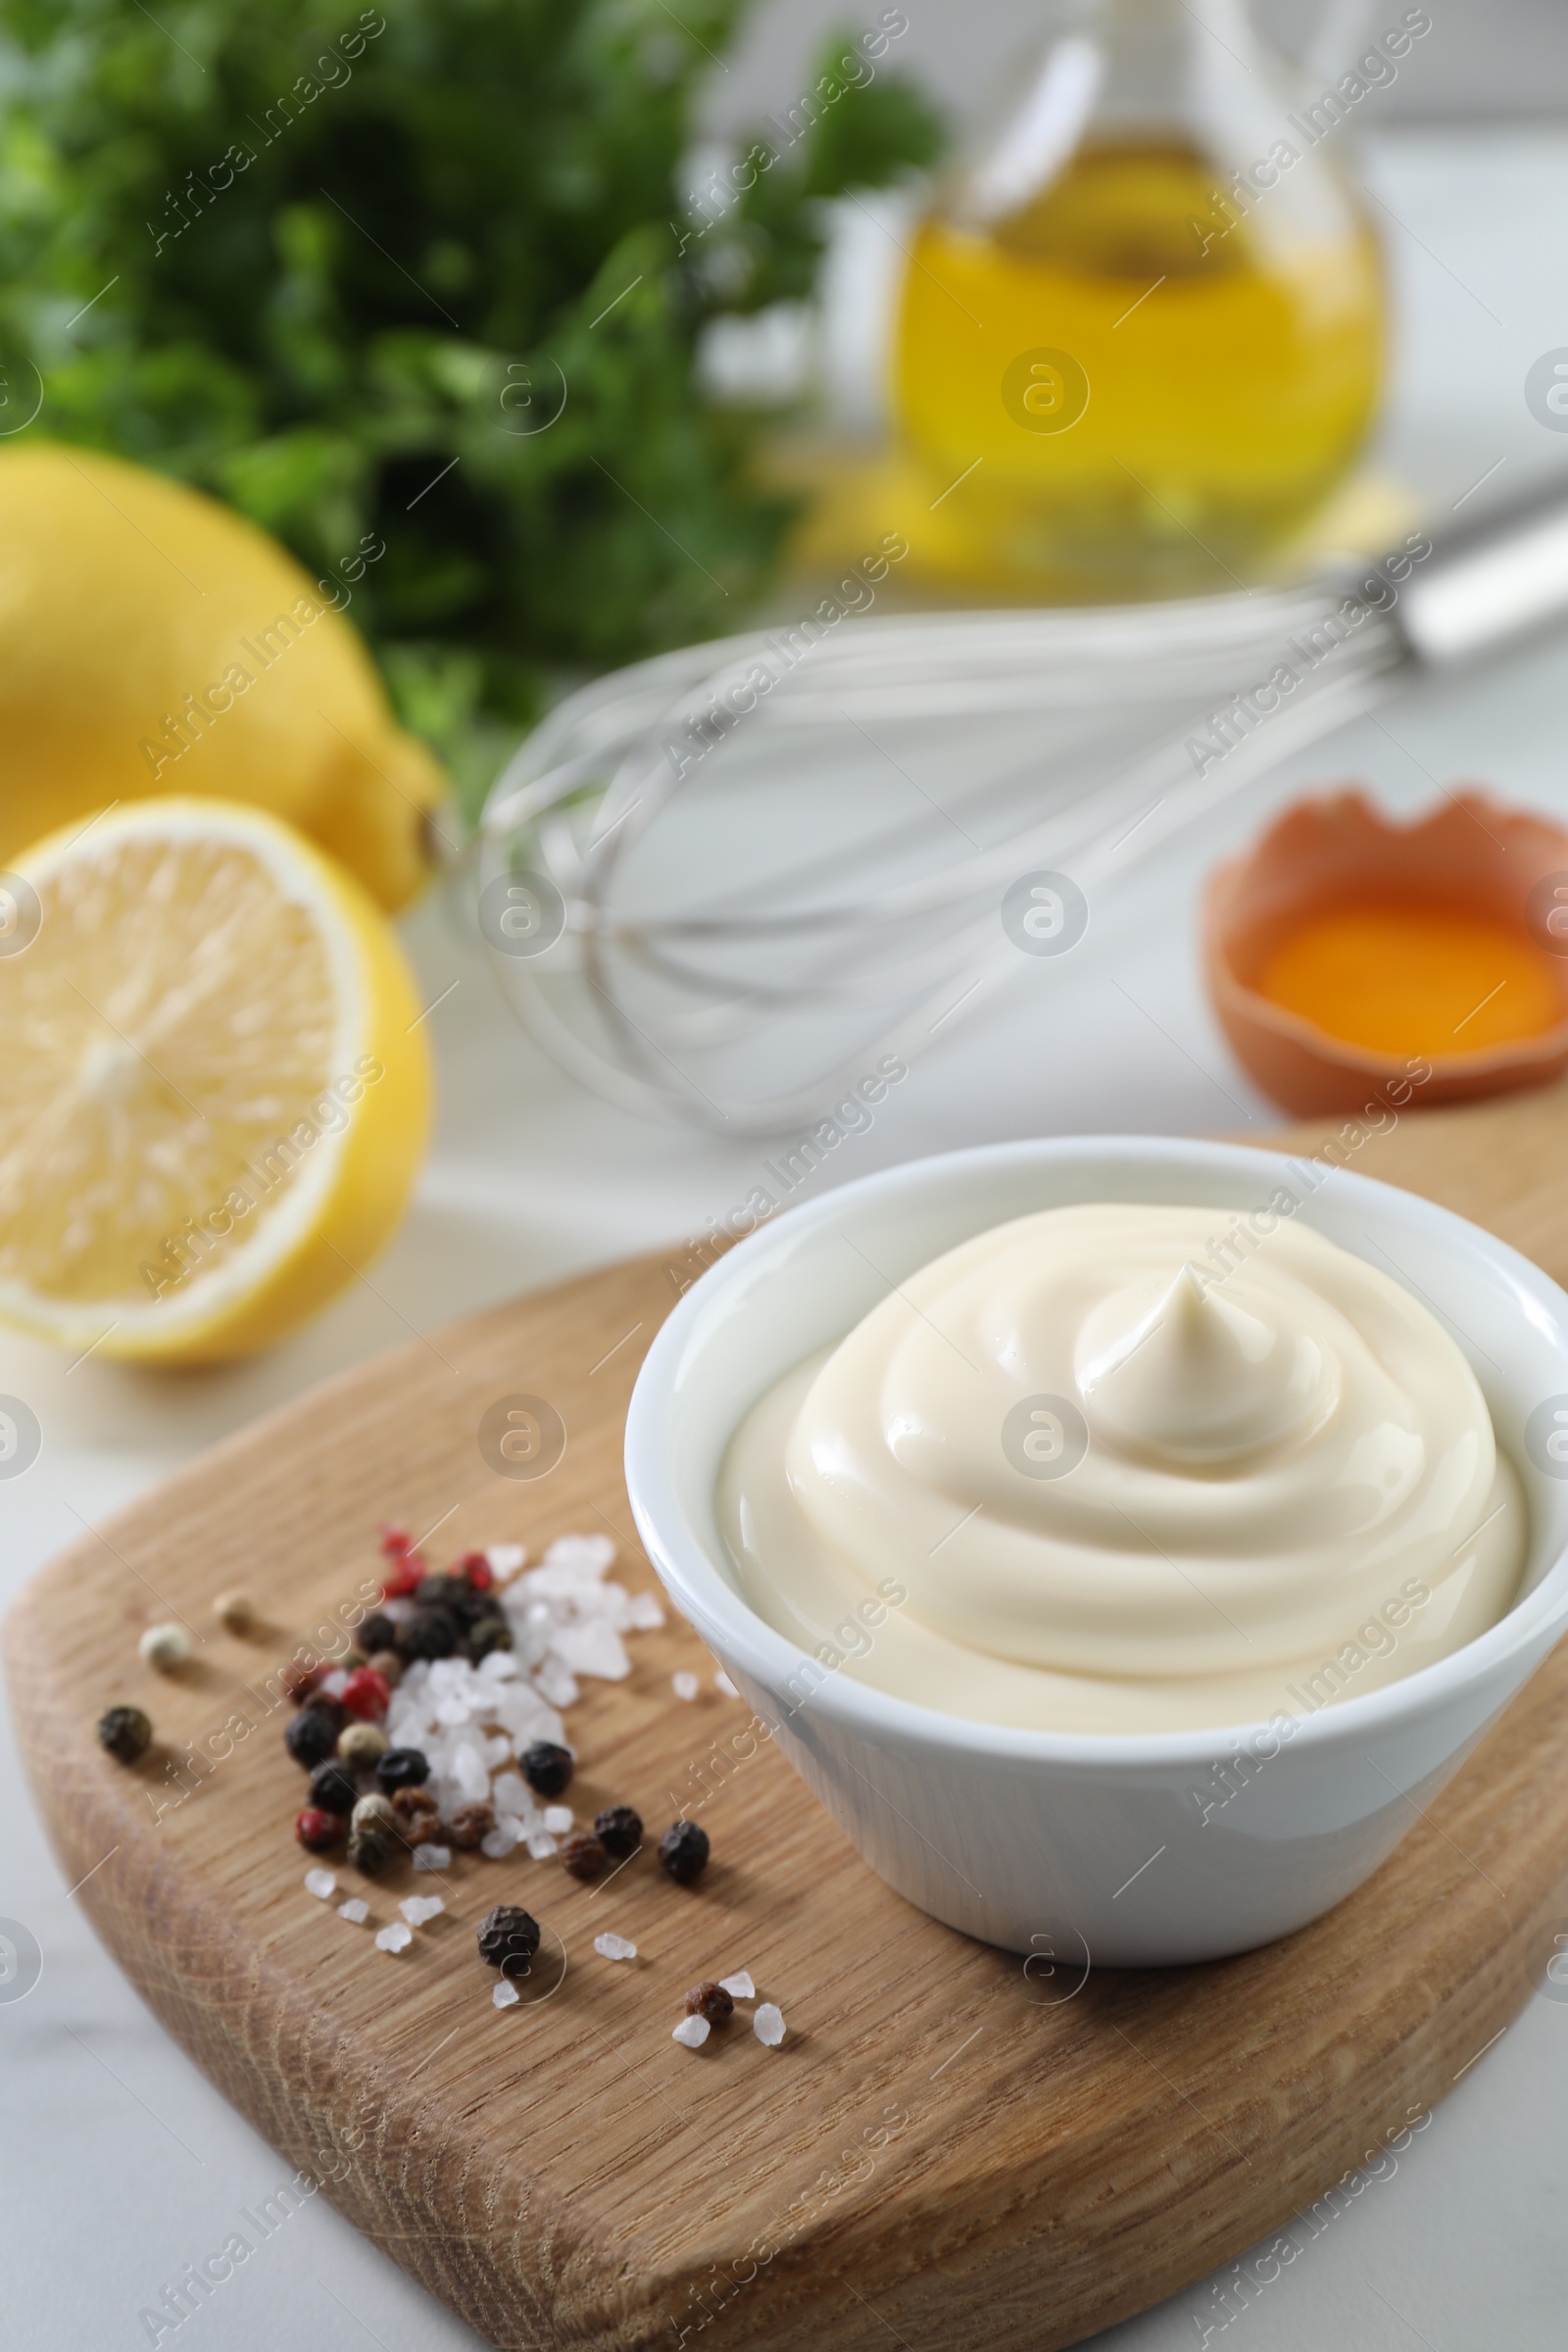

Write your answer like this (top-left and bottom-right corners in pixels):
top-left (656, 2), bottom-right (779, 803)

top-left (10, 1089), bottom-right (1568, 2352)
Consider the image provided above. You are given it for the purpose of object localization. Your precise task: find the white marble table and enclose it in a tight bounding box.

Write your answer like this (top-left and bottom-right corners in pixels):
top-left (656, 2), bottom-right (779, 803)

top-left (5, 129), bottom-right (1568, 2352)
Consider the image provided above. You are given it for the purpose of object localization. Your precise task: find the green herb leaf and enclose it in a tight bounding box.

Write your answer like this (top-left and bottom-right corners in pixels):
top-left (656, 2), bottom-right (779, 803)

top-left (0, 1), bottom-right (943, 815)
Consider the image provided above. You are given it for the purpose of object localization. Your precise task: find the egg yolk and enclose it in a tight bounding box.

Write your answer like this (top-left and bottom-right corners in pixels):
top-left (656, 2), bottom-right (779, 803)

top-left (1256, 901), bottom-right (1564, 1057)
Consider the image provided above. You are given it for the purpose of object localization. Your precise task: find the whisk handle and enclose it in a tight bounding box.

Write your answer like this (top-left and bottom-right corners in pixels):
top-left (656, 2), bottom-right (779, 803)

top-left (1396, 472), bottom-right (1568, 666)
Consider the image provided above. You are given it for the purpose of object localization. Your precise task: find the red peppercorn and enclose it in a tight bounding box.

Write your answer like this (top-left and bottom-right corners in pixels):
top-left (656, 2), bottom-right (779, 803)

top-left (457, 1549), bottom-right (495, 1592)
top-left (295, 1806), bottom-right (343, 1851)
top-left (379, 1524), bottom-right (413, 1556)
top-left (380, 1556), bottom-right (423, 1600)
top-left (339, 1665), bottom-right (390, 1721)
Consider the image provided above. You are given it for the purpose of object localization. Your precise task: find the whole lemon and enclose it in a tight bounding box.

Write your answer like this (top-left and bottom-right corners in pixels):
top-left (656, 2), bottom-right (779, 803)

top-left (0, 443), bottom-right (448, 910)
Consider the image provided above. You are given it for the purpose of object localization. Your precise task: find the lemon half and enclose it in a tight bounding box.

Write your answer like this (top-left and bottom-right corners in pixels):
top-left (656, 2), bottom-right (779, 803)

top-left (0, 800), bottom-right (431, 1362)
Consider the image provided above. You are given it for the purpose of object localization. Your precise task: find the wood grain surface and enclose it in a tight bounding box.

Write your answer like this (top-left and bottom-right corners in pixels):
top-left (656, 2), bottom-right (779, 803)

top-left (9, 1087), bottom-right (1568, 2352)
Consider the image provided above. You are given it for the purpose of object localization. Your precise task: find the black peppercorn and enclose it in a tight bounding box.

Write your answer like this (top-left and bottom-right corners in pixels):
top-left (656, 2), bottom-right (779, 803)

top-left (465, 1614), bottom-right (513, 1662)
top-left (397, 1605), bottom-right (460, 1661)
top-left (414, 1573), bottom-right (487, 1628)
top-left (97, 1704), bottom-right (152, 1765)
top-left (285, 1702), bottom-right (346, 1769)
top-left (358, 1611), bottom-right (398, 1655)
top-left (658, 1820), bottom-right (710, 1885)
top-left (520, 1740), bottom-right (573, 1798)
top-left (685, 1981), bottom-right (733, 2025)
top-left (307, 1760), bottom-right (360, 1817)
top-left (559, 1832), bottom-right (607, 1882)
top-left (477, 1904), bottom-right (542, 1976)
top-left (374, 1744), bottom-right (431, 1793)
top-left (594, 1804), bottom-right (642, 1858)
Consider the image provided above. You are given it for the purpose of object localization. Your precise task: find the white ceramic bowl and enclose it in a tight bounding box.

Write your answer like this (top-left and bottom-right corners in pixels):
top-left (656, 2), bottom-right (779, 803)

top-left (624, 1139), bottom-right (1568, 1964)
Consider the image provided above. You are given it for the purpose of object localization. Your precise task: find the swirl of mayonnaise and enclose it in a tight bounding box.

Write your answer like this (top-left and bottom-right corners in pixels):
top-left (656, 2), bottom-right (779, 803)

top-left (717, 1205), bottom-right (1525, 1735)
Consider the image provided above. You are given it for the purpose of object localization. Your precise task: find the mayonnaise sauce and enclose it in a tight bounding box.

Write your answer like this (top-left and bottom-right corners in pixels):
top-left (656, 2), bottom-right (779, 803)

top-left (716, 1204), bottom-right (1525, 1734)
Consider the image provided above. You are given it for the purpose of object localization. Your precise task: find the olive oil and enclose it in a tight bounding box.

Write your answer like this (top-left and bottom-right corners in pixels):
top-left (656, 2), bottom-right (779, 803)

top-left (894, 133), bottom-right (1383, 595)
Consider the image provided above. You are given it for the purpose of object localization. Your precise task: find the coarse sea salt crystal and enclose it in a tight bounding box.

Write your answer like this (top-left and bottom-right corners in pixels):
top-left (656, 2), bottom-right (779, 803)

top-left (671, 1671), bottom-right (700, 1701)
top-left (549, 1620), bottom-right (630, 1680)
top-left (544, 1532), bottom-right (615, 1578)
top-left (718, 1971), bottom-right (755, 2001)
top-left (399, 1895), bottom-right (445, 1928)
top-left (304, 1869), bottom-right (336, 1900)
top-left (714, 1670), bottom-right (740, 1698)
top-left (672, 2013), bottom-right (710, 2049)
top-left (594, 1933), bottom-right (638, 1962)
top-left (339, 1531), bottom-right (666, 1924)
top-left (491, 1685), bottom-right (560, 1740)
top-left (492, 1979), bottom-right (521, 2009)
top-left (337, 1898), bottom-right (369, 1925)
top-left (514, 1567), bottom-right (587, 1606)
top-left (754, 2003), bottom-right (785, 2046)
top-left (374, 1923), bottom-right (413, 1954)
top-left (566, 1579), bottom-right (629, 1620)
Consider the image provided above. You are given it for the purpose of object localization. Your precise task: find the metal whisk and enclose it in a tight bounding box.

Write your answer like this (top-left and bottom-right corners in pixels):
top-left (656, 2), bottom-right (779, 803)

top-left (478, 480), bottom-right (1568, 1135)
